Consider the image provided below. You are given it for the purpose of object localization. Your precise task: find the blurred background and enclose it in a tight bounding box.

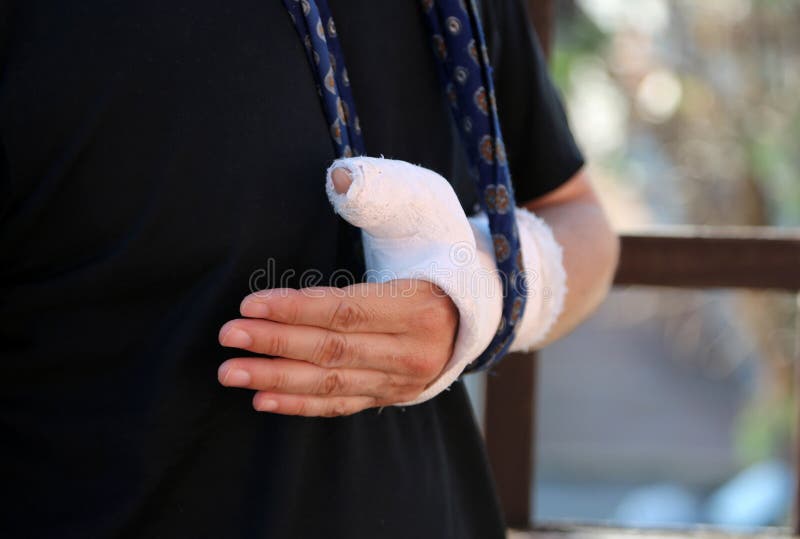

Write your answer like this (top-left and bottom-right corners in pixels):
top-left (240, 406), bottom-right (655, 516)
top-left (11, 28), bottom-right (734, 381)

top-left (468, 0), bottom-right (800, 530)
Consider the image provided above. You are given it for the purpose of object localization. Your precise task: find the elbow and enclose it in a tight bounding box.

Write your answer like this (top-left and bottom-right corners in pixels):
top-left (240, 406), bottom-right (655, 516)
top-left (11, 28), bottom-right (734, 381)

top-left (580, 213), bottom-right (618, 322)
top-left (591, 207), bottom-right (620, 309)
top-left (604, 223), bottom-right (621, 291)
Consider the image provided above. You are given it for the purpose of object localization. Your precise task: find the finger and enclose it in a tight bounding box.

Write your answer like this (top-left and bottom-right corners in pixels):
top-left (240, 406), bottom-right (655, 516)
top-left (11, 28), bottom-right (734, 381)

top-left (252, 392), bottom-right (378, 417)
top-left (240, 284), bottom-right (417, 333)
top-left (331, 167), bottom-right (353, 194)
top-left (219, 318), bottom-right (415, 372)
top-left (219, 358), bottom-right (417, 399)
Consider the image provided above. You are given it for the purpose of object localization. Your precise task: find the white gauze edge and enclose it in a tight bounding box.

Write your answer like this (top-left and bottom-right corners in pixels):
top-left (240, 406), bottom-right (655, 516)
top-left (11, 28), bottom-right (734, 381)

top-left (469, 209), bottom-right (568, 354)
top-left (324, 156), bottom-right (566, 405)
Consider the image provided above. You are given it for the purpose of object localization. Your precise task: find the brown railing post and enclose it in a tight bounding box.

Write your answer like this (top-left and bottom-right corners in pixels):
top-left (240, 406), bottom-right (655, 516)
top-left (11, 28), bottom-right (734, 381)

top-left (795, 292), bottom-right (800, 535)
top-left (485, 353), bottom-right (537, 528)
top-left (483, 0), bottom-right (555, 529)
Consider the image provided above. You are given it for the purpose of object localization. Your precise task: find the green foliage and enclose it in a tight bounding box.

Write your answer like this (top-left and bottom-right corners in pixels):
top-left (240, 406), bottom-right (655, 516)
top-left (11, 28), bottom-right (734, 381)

top-left (733, 394), bottom-right (794, 465)
top-left (551, 7), bottom-right (608, 93)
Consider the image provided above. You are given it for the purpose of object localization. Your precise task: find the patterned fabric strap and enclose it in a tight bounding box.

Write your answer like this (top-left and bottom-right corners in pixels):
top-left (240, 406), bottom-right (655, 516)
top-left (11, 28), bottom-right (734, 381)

top-left (282, 0), bottom-right (366, 269)
top-left (418, 0), bottom-right (527, 371)
top-left (283, 0), bottom-right (527, 372)
top-left (282, 0), bottom-right (365, 157)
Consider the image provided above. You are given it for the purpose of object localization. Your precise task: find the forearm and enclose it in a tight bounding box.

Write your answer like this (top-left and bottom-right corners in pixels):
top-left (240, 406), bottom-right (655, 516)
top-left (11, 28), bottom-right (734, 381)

top-left (316, 157), bottom-right (617, 405)
top-left (523, 169), bottom-right (620, 348)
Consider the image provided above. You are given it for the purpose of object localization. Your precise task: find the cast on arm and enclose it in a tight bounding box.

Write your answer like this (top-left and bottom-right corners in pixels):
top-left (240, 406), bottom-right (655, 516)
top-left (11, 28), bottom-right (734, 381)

top-left (326, 156), bottom-right (567, 405)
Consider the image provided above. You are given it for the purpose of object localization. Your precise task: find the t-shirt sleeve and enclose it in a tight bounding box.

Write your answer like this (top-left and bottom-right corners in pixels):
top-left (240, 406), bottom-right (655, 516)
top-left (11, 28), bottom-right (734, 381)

top-left (482, 0), bottom-right (585, 203)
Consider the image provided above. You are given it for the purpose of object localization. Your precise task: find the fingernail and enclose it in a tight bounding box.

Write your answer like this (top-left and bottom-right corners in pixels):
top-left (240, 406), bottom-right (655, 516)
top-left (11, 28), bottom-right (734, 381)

top-left (221, 328), bottom-right (253, 348)
top-left (257, 399), bottom-right (279, 412)
top-left (221, 368), bottom-right (251, 387)
top-left (240, 299), bottom-right (269, 318)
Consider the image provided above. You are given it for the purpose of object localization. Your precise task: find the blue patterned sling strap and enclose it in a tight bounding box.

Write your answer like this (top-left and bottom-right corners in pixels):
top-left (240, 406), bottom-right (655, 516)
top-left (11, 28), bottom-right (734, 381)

top-left (282, 0), bottom-right (365, 158)
top-left (417, 0), bottom-right (527, 371)
top-left (282, 0), bottom-right (527, 372)
top-left (282, 0), bottom-right (366, 267)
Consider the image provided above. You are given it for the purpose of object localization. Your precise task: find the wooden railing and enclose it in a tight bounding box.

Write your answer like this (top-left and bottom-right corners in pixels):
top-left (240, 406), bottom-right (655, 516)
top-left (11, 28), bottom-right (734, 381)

top-left (483, 228), bottom-right (800, 531)
top-left (483, 2), bottom-right (800, 533)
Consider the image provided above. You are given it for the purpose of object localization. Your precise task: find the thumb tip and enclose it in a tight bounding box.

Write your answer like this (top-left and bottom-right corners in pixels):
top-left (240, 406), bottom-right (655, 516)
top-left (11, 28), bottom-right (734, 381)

top-left (331, 167), bottom-right (353, 194)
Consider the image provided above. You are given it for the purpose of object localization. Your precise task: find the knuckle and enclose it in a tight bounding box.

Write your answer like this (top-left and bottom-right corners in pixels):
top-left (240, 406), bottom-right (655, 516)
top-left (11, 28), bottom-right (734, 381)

top-left (283, 296), bottom-right (301, 325)
top-left (381, 371), bottom-right (402, 392)
top-left (326, 398), bottom-right (351, 417)
top-left (268, 368), bottom-right (291, 390)
top-left (262, 332), bottom-right (288, 357)
top-left (396, 386), bottom-right (423, 403)
top-left (315, 333), bottom-right (349, 366)
top-left (400, 352), bottom-right (442, 381)
top-left (318, 369), bottom-right (346, 395)
top-left (378, 375), bottom-right (421, 403)
top-left (366, 396), bottom-right (380, 410)
top-left (382, 372), bottom-right (417, 395)
top-left (330, 300), bottom-right (369, 332)
top-left (294, 399), bottom-right (308, 416)
top-left (414, 300), bottom-right (455, 332)
top-left (420, 361), bottom-right (443, 381)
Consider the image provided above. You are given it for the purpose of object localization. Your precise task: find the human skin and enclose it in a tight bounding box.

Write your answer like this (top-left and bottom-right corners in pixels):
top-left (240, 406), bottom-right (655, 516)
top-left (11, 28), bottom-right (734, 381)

top-left (217, 167), bottom-right (619, 416)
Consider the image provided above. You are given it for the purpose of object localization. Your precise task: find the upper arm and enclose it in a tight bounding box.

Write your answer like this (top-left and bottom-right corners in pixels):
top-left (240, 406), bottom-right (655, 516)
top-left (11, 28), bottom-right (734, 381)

top-left (486, 0), bottom-right (585, 204)
top-left (522, 167), bottom-right (598, 211)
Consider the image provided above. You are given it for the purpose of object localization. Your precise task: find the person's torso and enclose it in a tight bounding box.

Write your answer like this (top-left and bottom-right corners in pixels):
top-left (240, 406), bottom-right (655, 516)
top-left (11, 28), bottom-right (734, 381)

top-left (0, 2), bottom-right (501, 537)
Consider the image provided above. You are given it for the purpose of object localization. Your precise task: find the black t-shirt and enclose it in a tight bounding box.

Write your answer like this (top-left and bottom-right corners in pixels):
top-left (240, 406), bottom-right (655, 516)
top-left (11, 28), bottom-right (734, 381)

top-left (0, 1), bottom-right (583, 538)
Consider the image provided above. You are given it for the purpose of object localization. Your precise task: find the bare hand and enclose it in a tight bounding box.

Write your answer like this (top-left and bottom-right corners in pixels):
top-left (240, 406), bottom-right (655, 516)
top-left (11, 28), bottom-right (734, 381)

top-left (217, 279), bottom-right (458, 417)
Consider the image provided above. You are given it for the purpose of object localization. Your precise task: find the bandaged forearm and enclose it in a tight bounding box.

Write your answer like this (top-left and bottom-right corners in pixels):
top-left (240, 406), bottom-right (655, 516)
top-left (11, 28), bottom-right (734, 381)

top-left (326, 157), bottom-right (567, 405)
